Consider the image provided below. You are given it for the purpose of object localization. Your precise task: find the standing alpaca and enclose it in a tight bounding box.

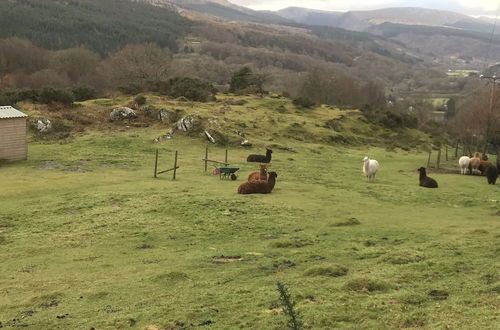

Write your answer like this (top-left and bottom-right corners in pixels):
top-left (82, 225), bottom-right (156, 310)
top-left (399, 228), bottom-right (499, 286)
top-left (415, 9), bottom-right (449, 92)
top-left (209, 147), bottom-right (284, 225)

top-left (362, 156), bottom-right (379, 182)
top-left (458, 156), bottom-right (471, 175)
top-left (479, 160), bottom-right (493, 175)
top-left (247, 164), bottom-right (268, 182)
top-left (247, 148), bottom-right (272, 163)
top-left (418, 167), bottom-right (438, 188)
top-left (469, 152), bottom-right (481, 175)
top-left (485, 165), bottom-right (499, 185)
top-left (238, 172), bottom-right (278, 194)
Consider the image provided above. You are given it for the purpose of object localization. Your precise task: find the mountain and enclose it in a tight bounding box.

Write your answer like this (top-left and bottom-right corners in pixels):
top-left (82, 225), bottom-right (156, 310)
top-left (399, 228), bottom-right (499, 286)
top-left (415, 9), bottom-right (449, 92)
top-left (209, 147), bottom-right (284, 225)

top-left (276, 7), bottom-right (342, 26)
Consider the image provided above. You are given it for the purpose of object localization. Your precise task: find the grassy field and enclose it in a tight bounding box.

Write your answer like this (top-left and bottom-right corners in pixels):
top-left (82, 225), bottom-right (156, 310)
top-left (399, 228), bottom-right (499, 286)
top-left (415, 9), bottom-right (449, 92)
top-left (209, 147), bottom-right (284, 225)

top-left (1, 97), bottom-right (499, 329)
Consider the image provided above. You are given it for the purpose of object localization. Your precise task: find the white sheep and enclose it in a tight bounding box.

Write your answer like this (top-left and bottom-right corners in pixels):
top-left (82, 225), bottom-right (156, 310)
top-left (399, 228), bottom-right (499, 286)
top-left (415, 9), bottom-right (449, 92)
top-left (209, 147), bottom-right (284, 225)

top-left (363, 156), bottom-right (379, 182)
top-left (458, 156), bottom-right (470, 175)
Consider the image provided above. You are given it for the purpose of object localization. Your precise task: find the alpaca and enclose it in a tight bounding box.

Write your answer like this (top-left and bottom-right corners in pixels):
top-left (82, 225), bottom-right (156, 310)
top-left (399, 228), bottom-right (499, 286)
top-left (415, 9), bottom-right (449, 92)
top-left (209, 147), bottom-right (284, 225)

top-left (247, 148), bottom-right (272, 163)
top-left (238, 172), bottom-right (278, 194)
top-left (418, 167), bottom-right (438, 188)
top-left (469, 152), bottom-right (481, 175)
top-left (362, 156), bottom-right (379, 182)
top-left (458, 156), bottom-right (470, 175)
top-left (478, 160), bottom-right (492, 175)
top-left (247, 164), bottom-right (268, 182)
top-left (485, 165), bottom-right (499, 185)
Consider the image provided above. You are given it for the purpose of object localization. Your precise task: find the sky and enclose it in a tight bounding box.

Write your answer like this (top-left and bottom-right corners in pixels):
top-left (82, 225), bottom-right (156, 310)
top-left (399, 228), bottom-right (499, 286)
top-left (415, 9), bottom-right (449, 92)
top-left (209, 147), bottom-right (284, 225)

top-left (229, 0), bottom-right (500, 17)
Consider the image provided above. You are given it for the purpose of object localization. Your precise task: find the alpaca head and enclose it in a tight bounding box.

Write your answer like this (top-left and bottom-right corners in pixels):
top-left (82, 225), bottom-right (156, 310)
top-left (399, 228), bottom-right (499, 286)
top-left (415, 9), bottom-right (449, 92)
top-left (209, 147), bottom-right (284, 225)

top-left (268, 171), bottom-right (278, 180)
top-left (363, 156), bottom-right (369, 163)
top-left (417, 167), bottom-right (427, 175)
top-left (482, 154), bottom-right (489, 161)
top-left (266, 148), bottom-right (273, 154)
top-left (259, 164), bottom-right (268, 171)
top-left (474, 152), bottom-right (480, 158)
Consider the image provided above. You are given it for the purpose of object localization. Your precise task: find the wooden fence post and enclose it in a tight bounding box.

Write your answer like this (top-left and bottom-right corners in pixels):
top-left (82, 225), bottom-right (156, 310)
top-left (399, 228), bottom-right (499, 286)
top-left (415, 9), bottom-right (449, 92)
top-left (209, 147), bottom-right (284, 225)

top-left (225, 149), bottom-right (228, 165)
top-left (205, 147), bottom-right (208, 172)
top-left (154, 149), bottom-right (159, 178)
top-left (173, 151), bottom-right (178, 180)
top-left (437, 148), bottom-right (441, 169)
top-left (445, 146), bottom-right (448, 161)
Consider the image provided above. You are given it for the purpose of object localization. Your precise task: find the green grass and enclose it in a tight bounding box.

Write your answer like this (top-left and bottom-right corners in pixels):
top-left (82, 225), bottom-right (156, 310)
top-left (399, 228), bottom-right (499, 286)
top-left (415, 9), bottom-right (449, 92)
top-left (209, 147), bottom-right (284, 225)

top-left (1, 97), bottom-right (499, 329)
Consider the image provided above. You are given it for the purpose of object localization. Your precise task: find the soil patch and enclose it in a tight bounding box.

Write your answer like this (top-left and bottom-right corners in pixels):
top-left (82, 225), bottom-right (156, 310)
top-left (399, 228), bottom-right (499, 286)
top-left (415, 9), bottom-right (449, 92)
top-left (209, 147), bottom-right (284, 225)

top-left (212, 255), bottom-right (243, 264)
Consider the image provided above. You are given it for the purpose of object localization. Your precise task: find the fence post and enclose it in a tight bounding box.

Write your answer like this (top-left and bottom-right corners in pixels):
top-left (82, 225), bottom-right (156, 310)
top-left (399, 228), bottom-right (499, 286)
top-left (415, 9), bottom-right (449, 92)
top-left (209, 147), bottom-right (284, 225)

top-left (205, 147), bottom-right (208, 172)
top-left (427, 150), bottom-right (432, 168)
top-left (225, 149), bottom-right (228, 165)
top-left (154, 149), bottom-right (159, 178)
top-left (173, 151), bottom-right (178, 180)
top-left (445, 145), bottom-right (448, 161)
top-left (437, 148), bottom-right (441, 169)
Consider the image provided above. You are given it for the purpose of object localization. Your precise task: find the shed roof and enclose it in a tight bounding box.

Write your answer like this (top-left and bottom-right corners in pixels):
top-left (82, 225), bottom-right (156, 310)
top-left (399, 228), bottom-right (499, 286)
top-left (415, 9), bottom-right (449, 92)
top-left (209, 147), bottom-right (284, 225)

top-left (0, 106), bottom-right (28, 119)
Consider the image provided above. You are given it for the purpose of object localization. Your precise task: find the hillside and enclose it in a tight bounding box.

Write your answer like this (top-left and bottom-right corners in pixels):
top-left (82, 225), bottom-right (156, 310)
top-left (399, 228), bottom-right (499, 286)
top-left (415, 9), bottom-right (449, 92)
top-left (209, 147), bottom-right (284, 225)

top-left (0, 0), bottom-right (191, 54)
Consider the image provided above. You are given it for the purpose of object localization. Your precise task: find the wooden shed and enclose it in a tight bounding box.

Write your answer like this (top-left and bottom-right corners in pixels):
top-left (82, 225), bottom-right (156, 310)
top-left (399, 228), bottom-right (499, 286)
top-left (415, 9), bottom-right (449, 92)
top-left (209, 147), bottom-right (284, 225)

top-left (0, 106), bottom-right (28, 161)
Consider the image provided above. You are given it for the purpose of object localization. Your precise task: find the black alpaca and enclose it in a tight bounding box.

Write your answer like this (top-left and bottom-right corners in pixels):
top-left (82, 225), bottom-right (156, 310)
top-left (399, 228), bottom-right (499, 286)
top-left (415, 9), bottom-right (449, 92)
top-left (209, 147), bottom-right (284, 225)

top-left (417, 167), bottom-right (438, 188)
top-left (247, 148), bottom-right (272, 163)
top-left (485, 165), bottom-right (499, 185)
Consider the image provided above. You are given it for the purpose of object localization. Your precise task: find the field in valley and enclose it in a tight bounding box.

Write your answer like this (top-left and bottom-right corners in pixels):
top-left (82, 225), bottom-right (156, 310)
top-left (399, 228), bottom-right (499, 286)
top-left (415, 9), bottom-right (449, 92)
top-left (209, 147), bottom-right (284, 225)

top-left (0, 96), bottom-right (499, 329)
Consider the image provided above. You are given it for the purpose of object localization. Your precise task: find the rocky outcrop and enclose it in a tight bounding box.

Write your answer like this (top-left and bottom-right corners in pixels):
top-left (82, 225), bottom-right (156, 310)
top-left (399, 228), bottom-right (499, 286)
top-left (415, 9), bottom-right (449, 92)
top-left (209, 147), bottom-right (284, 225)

top-left (110, 107), bottom-right (137, 121)
top-left (33, 118), bottom-right (52, 133)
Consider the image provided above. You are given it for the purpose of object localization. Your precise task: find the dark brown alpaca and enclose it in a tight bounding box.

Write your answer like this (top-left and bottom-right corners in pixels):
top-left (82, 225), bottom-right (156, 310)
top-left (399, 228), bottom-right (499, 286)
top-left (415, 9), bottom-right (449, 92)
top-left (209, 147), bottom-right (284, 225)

top-left (238, 172), bottom-right (278, 194)
top-left (247, 148), bottom-right (272, 163)
top-left (247, 164), bottom-right (268, 182)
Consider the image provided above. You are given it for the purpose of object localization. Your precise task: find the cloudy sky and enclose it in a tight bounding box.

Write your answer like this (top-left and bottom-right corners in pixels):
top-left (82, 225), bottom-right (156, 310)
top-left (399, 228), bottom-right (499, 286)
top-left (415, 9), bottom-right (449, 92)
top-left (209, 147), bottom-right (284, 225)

top-left (230, 0), bottom-right (500, 16)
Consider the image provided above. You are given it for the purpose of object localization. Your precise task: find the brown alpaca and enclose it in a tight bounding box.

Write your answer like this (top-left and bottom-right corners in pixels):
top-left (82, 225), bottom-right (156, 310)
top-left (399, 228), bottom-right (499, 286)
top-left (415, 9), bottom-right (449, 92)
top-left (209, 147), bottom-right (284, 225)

top-left (469, 152), bottom-right (481, 174)
top-left (478, 160), bottom-right (492, 175)
top-left (247, 165), bottom-right (268, 182)
top-left (238, 172), bottom-right (278, 194)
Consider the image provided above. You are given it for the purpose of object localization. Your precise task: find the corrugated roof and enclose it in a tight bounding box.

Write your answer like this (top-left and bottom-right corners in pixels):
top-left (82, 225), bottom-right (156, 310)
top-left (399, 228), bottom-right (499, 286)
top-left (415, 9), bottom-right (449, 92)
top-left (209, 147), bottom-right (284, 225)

top-left (0, 106), bottom-right (28, 119)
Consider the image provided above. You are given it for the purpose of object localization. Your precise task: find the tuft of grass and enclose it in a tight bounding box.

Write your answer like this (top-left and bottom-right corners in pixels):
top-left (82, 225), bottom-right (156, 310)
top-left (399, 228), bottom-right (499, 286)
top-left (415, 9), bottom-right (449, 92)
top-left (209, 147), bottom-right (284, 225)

top-left (304, 264), bottom-right (348, 277)
top-left (344, 278), bottom-right (390, 292)
top-left (332, 218), bottom-right (361, 227)
top-left (384, 250), bottom-right (425, 264)
top-left (270, 238), bottom-right (313, 248)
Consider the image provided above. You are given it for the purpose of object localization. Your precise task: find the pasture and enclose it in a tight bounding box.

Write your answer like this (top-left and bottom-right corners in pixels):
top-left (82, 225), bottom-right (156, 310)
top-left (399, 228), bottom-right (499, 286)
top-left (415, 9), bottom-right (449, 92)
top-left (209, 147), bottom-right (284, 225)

top-left (1, 128), bottom-right (499, 329)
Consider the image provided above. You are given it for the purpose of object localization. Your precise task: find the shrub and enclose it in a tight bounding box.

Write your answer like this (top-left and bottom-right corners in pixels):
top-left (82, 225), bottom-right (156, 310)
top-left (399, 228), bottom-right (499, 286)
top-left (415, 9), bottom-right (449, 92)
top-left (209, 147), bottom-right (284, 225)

top-left (292, 96), bottom-right (315, 108)
top-left (38, 87), bottom-right (74, 105)
top-left (71, 85), bottom-right (98, 102)
top-left (159, 77), bottom-right (216, 102)
top-left (134, 95), bottom-right (147, 105)
top-left (304, 264), bottom-right (348, 277)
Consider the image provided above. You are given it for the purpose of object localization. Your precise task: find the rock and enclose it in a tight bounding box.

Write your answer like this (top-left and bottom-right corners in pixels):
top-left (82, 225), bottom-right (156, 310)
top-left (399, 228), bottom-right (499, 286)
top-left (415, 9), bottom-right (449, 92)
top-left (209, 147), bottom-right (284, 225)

top-left (241, 140), bottom-right (252, 147)
top-left (158, 109), bottom-right (171, 123)
top-left (34, 118), bottom-right (52, 133)
top-left (154, 129), bottom-right (174, 142)
top-left (205, 130), bottom-right (216, 144)
top-left (234, 130), bottom-right (245, 137)
top-left (176, 115), bottom-right (197, 132)
top-left (110, 107), bottom-right (137, 121)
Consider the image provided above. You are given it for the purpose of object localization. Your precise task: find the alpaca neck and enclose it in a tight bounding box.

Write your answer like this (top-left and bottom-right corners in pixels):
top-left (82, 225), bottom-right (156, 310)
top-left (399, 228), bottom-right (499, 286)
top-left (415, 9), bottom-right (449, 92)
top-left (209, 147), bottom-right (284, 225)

top-left (419, 171), bottom-right (426, 181)
top-left (267, 178), bottom-right (276, 192)
top-left (364, 161), bottom-right (369, 173)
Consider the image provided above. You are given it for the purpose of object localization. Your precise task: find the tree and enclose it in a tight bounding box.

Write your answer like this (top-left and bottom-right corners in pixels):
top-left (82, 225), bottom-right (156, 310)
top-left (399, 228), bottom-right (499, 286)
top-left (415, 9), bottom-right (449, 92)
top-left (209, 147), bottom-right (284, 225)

top-left (103, 43), bottom-right (171, 92)
top-left (49, 47), bottom-right (101, 84)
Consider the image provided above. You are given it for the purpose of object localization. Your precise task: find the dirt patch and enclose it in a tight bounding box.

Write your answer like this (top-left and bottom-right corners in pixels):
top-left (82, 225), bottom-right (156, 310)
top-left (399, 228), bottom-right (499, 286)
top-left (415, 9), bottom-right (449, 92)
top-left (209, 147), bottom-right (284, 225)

top-left (428, 289), bottom-right (449, 300)
top-left (332, 218), bottom-right (361, 227)
top-left (212, 255), bottom-right (243, 264)
top-left (37, 160), bottom-right (88, 172)
top-left (0, 227), bottom-right (9, 233)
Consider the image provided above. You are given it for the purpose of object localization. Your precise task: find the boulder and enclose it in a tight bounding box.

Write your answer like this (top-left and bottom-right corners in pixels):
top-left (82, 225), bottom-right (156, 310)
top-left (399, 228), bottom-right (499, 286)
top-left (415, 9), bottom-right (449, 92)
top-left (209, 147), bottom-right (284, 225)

top-left (110, 107), bottom-right (137, 121)
top-left (204, 130), bottom-right (216, 144)
top-left (176, 115), bottom-right (198, 132)
top-left (34, 118), bottom-right (52, 133)
top-left (158, 109), bottom-right (171, 123)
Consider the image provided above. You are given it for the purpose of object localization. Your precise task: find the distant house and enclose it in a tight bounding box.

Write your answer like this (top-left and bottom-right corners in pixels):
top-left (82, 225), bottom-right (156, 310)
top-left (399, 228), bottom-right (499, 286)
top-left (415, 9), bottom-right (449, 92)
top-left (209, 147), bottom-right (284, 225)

top-left (0, 106), bottom-right (28, 161)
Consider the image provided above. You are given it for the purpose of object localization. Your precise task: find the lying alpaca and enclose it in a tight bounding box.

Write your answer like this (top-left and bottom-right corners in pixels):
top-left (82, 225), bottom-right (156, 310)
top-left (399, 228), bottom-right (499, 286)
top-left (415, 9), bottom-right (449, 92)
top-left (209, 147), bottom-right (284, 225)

top-left (363, 156), bottom-right (379, 182)
top-left (238, 172), bottom-right (278, 194)
top-left (458, 156), bottom-right (470, 175)
top-left (247, 148), bottom-right (272, 163)
top-left (469, 152), bottom-right (481, 175)
top-left (485, 165), bottom-right (499, 185)
top-left (418, 167), bottom-right (438, 188)
top-left (247, 164), bottom-right (268, 182)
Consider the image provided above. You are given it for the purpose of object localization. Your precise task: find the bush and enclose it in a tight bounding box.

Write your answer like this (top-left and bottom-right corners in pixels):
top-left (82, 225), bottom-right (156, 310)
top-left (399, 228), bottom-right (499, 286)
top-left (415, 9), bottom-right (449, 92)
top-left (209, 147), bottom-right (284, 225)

top-left (38, 87), bottom-right (75, 105)
top-left (71, 85), bottom-right (98, 102)
top-left (292, 96), bottom-right (315, 108)
top-left (134, 95), bottom-right (147, 105)
top-left (159, 77), bottom-right (216, 102)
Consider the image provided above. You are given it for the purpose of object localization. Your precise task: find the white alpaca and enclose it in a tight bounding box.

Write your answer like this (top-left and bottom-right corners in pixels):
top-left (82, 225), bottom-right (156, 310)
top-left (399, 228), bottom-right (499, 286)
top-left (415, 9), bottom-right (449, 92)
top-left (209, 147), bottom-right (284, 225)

top-left (363, 156), bottom-right (379, 182)
top-left (458, 156), bottom-right (470, 175)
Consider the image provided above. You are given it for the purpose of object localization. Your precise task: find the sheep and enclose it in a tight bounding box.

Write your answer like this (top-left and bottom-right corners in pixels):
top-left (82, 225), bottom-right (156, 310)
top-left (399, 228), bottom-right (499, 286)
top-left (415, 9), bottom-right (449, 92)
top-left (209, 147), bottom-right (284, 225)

top-left (247, 148), bottom-right (272, 163)
top-left (469, 152), bottom-right (481, 175)
top-left (362, 156), bottom-right (379, 182)
top-left (238, 172), bottom-right (278, 194)
top-left (417, 167), bottom-right (438, 188)
top-left (485, 165), bottom-right (499, 185)
top-left (458, 156), bottom-right (471, 175)
top-left (247, 164), bottom-right (268, 182)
